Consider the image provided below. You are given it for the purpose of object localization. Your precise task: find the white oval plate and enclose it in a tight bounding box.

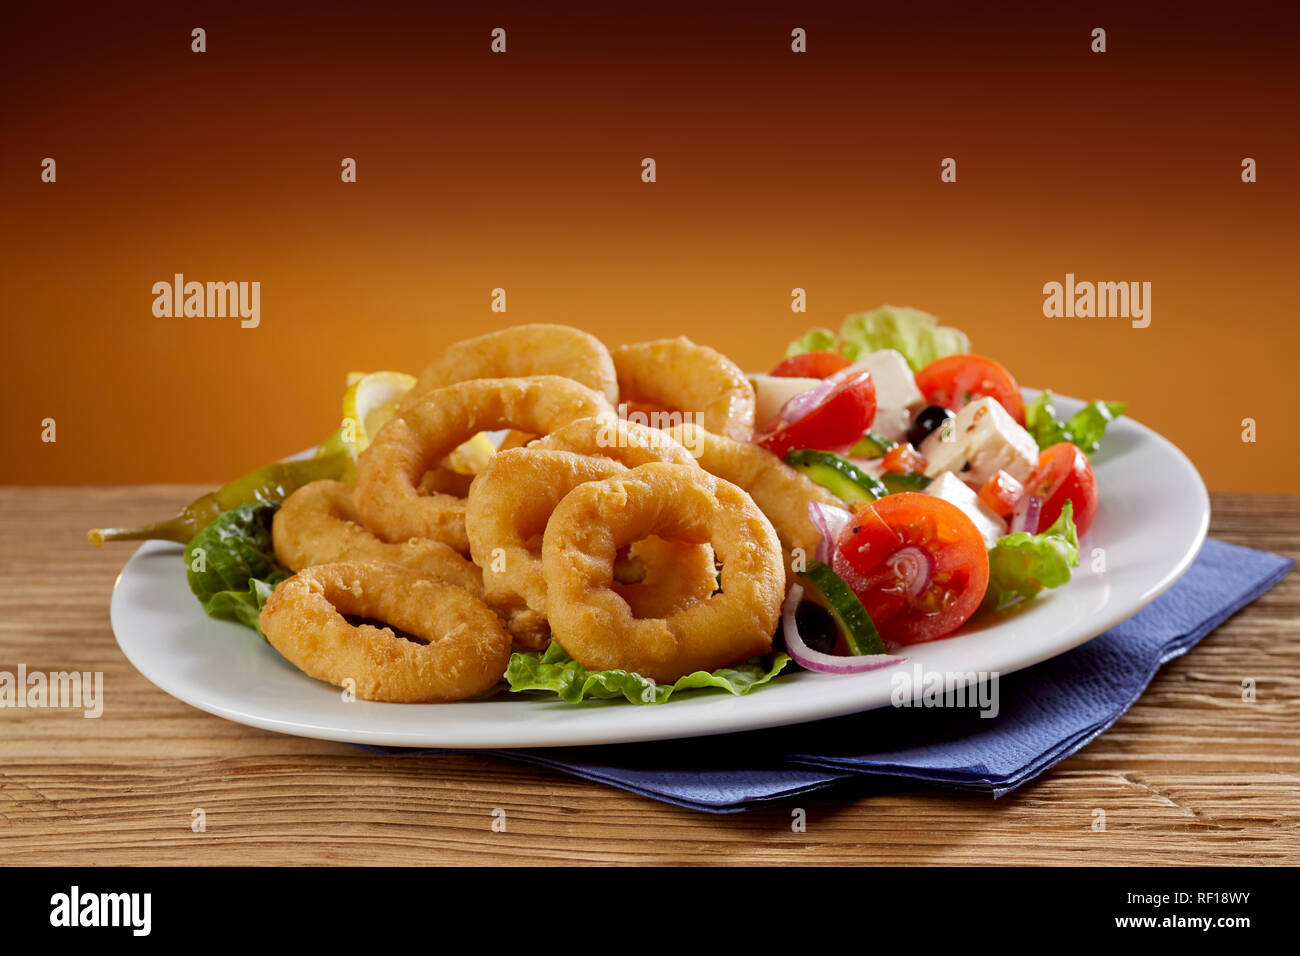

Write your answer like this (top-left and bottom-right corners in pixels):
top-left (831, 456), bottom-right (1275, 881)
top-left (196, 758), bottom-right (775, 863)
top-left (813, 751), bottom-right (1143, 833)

top-left (111, 393), bottom-right (1209, 748)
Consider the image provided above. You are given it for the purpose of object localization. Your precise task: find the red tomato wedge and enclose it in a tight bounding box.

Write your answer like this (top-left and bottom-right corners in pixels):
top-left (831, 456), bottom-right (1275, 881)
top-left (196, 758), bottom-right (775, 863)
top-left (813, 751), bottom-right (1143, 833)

top-left (770, 350), bottom-right (852, 379)
top-left (881, 442), bottom-right (927, 474)
top-left (915, 354), bottom-right (1026, 424)
top-left (831, 493), bottom-right (989, 646)
top-left (754, 369), bottom-right (876, 459)
top-left (978, 470), bottom-right (1025, 520)
top-left (1023, 442), bottom-right (1098, 537)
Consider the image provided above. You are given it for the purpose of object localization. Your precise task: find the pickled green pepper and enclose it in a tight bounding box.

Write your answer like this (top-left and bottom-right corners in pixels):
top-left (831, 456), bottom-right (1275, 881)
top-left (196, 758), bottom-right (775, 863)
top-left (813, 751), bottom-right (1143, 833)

top-left (87, 451), bottom-right (352, 545)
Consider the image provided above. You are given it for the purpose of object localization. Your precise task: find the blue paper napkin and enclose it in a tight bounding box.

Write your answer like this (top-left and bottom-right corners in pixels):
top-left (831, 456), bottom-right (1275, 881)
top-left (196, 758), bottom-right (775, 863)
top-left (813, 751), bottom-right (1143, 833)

top-left (365, 539), bottom-right (1291, 812)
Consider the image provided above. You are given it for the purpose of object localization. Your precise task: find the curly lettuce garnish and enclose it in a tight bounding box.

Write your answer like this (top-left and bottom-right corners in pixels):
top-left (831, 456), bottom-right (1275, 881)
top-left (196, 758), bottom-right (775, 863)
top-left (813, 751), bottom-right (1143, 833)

top-left (184, 501), bottom-right (289, 634)
top-left (985, 501), bottom-right (1080, 609)
top-left (786, 305), bottom-right (969, 371)
top-left (786, 327), bottom-right (839, 356)
top-left (1024, 392), bottom-right (1127, 457)
top-left (506, 642), bottom-right (790, 704)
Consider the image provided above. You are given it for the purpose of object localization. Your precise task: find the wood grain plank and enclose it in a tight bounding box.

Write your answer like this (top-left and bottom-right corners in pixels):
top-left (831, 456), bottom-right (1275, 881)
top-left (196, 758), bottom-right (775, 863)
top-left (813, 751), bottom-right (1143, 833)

top-left (0, 487), bottom-right (1296, 865)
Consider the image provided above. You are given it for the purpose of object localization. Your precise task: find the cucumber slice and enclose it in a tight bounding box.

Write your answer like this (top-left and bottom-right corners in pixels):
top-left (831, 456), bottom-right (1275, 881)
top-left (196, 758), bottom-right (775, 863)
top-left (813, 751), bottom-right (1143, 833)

top-left (785, 448), bottom-right (889, 504)
top-left (799, 560), bottom-right (886, 656)
top-left (849, 432), bottom-right (897, 459)
top-left (880, 471), bottom-right (931, 495)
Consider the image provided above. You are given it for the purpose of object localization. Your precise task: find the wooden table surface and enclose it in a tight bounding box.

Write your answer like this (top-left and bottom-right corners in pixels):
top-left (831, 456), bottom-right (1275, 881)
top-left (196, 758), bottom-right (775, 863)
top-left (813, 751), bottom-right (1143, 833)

top-left (1, 487), bottom-right (1296, 866)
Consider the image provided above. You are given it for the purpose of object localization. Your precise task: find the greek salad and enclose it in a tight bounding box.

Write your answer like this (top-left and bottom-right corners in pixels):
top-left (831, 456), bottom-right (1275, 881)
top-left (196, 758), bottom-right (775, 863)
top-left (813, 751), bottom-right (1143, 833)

top-left (756, 305), bottom-right (1126, 674)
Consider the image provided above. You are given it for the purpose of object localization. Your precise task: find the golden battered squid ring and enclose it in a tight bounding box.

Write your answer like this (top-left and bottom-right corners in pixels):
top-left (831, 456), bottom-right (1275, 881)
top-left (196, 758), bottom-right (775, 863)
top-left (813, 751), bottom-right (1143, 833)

top-left (528, 415), bottom-right (699, 467)
top-left (466, 448), bottom-right (623, 649)
top-left (665, 422), bottom-right (843, 572)
top-left (612, 337), bottom-right (756, 442)
top-left (272, 480), bottom-right (483, 597)
top-left (418, 468), bottom-right (475, 498)
top-left (259, 562), bottom-right (511, 703)
top-left (355, 376), bottom-right (612, 553)
top-left (528, 418), bottom-right (715, 621)
top-left (401, 324), bottom-right (619, 411)
top-left (541, 462), bottom-right (785, 683)
top-left (529, 417), bottom-right (715, 623)
top-left (465, 446), bottom-right (715, 650)
top-left (613, 535), bottom-right (719, 621)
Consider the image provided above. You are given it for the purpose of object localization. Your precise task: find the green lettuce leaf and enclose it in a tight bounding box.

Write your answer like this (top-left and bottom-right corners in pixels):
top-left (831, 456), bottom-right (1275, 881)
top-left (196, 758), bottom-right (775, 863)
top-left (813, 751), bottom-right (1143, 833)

top-left (785, 306), bottom-right (969, 370)
top-left (1024, 392), bottom-right (1127, 456)
top-left (506, 642), bottom-right (790, 704)
top-left (197, 575), bottom-right (284, 633)
top-left (184, 501), bottom-right (289, 634)
top-left (1064, 400), bottom-right (1128, 456)
top-left (837, 305), bottom-right (969, 369)
top-left (784, 326), bottom-right (838, 357)
top-left (1023, 391), bottom-right (1069, 448)
top-left (986, 501), bottom-right (1080, 608)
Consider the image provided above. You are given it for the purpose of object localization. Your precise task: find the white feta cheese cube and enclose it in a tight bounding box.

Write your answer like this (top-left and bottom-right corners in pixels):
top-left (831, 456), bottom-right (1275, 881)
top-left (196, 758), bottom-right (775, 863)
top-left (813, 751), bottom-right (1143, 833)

top-left (924, 471), bottom-right (1008, 548)
top-left (849, 349), bottom-right (925, 442)
top-left (919, 396), bottom-right (1038, 485)
top-left (747, 374), bottom-right (823, 431)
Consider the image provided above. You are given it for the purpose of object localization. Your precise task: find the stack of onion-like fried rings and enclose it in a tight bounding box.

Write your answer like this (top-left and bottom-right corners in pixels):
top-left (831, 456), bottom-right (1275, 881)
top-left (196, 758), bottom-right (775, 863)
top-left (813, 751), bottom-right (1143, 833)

top-left (355, 375), bottom-right (611, 552)
top-left (259, 325), bottom-right (833, 702)
top-left (542, 463), bottom-right (784, 682)
top-left (466, 419), bottom-right (715, 649)
top-left (273, 479), bottom-right (483, 596)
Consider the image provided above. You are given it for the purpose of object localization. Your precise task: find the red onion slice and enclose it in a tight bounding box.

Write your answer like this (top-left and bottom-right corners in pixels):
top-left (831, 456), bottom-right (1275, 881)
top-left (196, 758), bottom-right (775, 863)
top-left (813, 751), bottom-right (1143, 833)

top-left (885, 545), bottom-right (933, 596)
top-left (777, 366), bottom-right (863, 424)
top-left (779, 380), bottom-right (835, 423)
top-left (1009, 494), bottom-right (1042, 535)
top-left (808, 501), bottom-right (853, 563)
top-left (781, 584), bottom-right (904, 675)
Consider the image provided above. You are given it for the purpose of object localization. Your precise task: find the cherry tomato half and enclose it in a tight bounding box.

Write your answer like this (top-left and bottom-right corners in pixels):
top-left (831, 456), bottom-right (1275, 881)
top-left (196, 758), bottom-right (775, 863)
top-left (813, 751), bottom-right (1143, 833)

top-left (754, 369), bottom-right (876, 459)
top-left (1023, 442), bottom-right (1098, 537)
top-left (769, 350), bottom-right (853, 379)
top-left (831, 493), bottom-right (989, 646)
top-left (915, 354), bottom-right (1026, 424)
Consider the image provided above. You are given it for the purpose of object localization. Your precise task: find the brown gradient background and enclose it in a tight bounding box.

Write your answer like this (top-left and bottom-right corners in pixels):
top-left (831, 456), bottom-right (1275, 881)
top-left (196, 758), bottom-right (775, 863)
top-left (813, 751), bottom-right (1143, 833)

top-left (2, 2), bottom-right (1296, 490)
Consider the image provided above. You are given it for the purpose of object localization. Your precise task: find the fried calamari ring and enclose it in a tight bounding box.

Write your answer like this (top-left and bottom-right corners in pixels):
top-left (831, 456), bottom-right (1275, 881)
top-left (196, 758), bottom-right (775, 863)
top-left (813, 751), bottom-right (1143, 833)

top-left (418, 468), bottom-right (474, 498)
top-left (542, 462), bottom-right (784, 683)
top-left (466, 448), bottom-right (624, 649)
top-left (529, 415), bottom-right (699, 467)
top-left (355, 376), bottom-right (612, 552)
top-left (499, 538), bottom-right (719, 646)
top-left (402, 324), bottom-right (619, 411)
top-left (466, 444), bottom-right (716, 649)
top-left (273, 480), bottom-right (483, 596)
top-left (666, 422), bottom-right (843, 570)
top-left (613, 535), bottom-right (718, 620)
top-left (533, 418), bottom-right (715, 619)
top-left (612, 337), bottom-right (756, 441)
top-left (259, 562), bottom-right (510, 703)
